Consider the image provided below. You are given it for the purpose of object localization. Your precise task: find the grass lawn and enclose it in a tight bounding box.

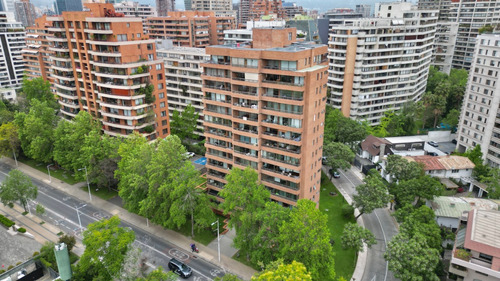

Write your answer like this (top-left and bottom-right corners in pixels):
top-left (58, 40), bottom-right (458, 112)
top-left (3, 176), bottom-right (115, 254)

top-left (80, 184), bottom-right (118, 201)
top-left (232, 249), bottom-right (261, 271)
top-left (320, 171), bottom-right (357, 280)
top-left (174, 214), bottom-right (227, 245)
top-left (18, 157), bottom-right (79, 185)
top-left (443, 189), bottom-right (457, 196)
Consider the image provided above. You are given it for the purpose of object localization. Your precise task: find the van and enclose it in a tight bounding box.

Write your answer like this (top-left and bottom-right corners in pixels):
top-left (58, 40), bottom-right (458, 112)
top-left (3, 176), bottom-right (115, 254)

top-left (168, 258), bottom-right (192, 278)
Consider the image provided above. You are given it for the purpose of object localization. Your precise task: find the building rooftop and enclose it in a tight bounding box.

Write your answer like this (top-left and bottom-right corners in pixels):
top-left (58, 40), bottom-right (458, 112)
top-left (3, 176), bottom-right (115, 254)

top-left (385, 136), bottom-right (425, 144)
top-left (466, 210), bottom-right (500, 253)
top-left (212, 40), bottom-right (324, 52)
top-left (404, 155), bottom-right (475, 171)
top-left (431, 196), bottom-right (472, 219)
top-left (361, 135), bottom-right (391, 157)
top-left (157, 46), bottom-right (207, 55)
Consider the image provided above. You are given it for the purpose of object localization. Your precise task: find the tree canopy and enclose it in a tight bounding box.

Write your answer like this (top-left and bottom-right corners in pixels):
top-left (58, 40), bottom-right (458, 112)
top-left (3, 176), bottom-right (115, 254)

top-left (323, 142), bottom-right (355, 176)
top-left (324, 107), bottom-right (368, 148)
top-left (353, 171), bottom-right (392, 219)
top-left (341, 223), bottom-right (376, 252)
top-left (20, 77), bottom-right (58, 110)
top-left (252, 260), bottom-right (313, 281)
top-left (76, 216), bottom-right (135, 280)
top-left (169, 104), bottom-right (199, 142)
top-left (0, 169), bottom-right (37, 212)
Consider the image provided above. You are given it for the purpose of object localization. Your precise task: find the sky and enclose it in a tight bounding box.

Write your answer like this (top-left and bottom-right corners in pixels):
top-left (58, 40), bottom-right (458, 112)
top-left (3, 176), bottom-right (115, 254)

top-left (32, 0), bottom-right (416, 15)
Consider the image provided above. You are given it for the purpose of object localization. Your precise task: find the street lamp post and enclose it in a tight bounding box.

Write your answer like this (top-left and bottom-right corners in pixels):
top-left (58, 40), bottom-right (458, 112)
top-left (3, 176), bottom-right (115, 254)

top-left (78, 166), bottom-right (92, 202)
top-left (75, 204), bottom-right (87, 234)
top-left (211, 219), bottom-right (220, 263)
top-left (47, 164), bottom-right (54, 183)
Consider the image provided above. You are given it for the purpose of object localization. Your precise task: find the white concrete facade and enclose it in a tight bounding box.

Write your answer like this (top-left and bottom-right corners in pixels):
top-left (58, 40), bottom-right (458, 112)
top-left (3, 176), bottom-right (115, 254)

top-left (456, 33), bottom-right (500, 168)
top-left (327, 7), bottom-right (438, 125)
top-left (157, 46), bottom-right (209, 136)
top-left (0, 12), bottom-right (25, 89)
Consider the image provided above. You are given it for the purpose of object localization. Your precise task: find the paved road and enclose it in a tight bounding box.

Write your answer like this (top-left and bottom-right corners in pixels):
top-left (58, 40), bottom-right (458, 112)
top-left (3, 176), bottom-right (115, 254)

top-left (0, 162), bottom-right (227, 281)
top-left (331, 167), bottom-right (400, 281)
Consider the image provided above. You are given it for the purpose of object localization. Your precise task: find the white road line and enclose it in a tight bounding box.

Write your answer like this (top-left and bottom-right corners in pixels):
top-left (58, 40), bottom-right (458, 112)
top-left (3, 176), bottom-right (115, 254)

top-left (36, 190), bottom-right (215, 281)
top-left (374, 210), bottom-right (389, 281)
top-left (370, 275), bottom-right (377, 281)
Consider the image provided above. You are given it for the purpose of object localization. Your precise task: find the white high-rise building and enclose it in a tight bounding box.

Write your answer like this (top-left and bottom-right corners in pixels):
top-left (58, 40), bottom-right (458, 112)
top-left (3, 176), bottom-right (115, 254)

top-left (157, 45), bottom-right (209, 136)
top-left (456, 33), bottom-right (500, 168)
top-left (0, 12), bottom-right (25, 89)
top-left (327, 3), bottom-right (438, 124)
top-left (113, 1), bottom-right (156, 32)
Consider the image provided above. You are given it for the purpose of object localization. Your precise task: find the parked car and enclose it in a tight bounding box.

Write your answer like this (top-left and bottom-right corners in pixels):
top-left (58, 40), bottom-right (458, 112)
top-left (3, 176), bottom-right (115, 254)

top-left (428, 141), bottom-right (439, 147)
top-left (184, 152), bottom-right (195, 158)
top-left (168, 258), bottom-right (192, 278)
top-left (428, 152), bottom-right (438, 156)
top-left (322, 156), bottom-right (327, 165)
top-left (329, 168), bottom-right (340, 178)
top-left (451, 139), bottom-right (457, 144)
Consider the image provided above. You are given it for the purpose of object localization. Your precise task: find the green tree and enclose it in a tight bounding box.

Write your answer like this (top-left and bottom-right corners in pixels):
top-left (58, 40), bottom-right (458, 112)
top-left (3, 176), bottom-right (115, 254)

top-left (0, 122), bottom-right (20, 160)
top-left (116, 133), bottom-right (153, 213)
top-left (137, 267), bottom-right (177, 281)
top-left (323, 142), bottom-right (355, 179)
top-left (139, 135), bottom-right (188, 226)
top-left (220, 167), bottom-right (270, 226)
top-left (352, 172), bottom-right (392, 219)
top-left (324, 107), bottom-right (367, 146)
top-left (0, 99), bottom-right (17, 124)
top-left (252, 260), bottom-right (312, 281)
top-left (14, 99), bottom-right (58, 163)
top-left (481, 168), bottom-right (500, 199)
top-left (35, 204), bottom-right (45, 216)
top-left (385, 155), bottom-right (424, 182)
top-left (0, 169), bottom-right (37, 212)
top-left (278, 200), bottom-right (335, 281)
top-left (76, 216), bottom-right (135, 280)
top-left (168, 161), bottom-right (215, 237)
top-left (399, 206), bottom-right (442, 250)
top-left (248, 202), bottom-right (290, 265)
top-left (384, 232), bottom-right (440, 281)
top-left (426, 66), bottom-right (449, 94)
top-left (423, 90), bottom-right (447, 128)
top-left (170, 104), bottom-right (199, 142)
top-left (76, 130), bottom-right (121, 190)
top-left (53, 111), bottom-right (101, 171)
top-left (391, 175), bottom-right (443, 206)
top-left (58, 234), bottom-right (76, 252)
top-left (20, 77), bottom-right (58, 110)
top-left (441, 109), bottom-right (460, 128)
top-left (341, 223), bottom-right (377, 252)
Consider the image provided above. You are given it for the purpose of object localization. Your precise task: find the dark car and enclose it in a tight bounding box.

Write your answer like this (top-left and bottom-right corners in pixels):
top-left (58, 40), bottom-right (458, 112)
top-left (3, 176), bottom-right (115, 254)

top-left (451, 139), bottom-right (457, 144)
top-left (428, 152), bottom-right (438, 156)
top-left (168, 258), bottom-right (192, 278)
top-left (428, 141), bottom-right (439, 147)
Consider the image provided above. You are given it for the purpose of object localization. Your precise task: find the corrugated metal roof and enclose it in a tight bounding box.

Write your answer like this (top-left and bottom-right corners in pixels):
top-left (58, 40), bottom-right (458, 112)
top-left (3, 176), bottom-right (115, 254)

top-left (432, 196), bottom-right (471, 218)
top-left (455, 227), bottom-right (466, 248)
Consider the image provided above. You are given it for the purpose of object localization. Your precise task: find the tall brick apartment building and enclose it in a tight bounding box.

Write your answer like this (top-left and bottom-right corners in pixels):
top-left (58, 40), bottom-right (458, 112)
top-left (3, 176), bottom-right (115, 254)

top-left (41, 3), bottom-right (169, 140)
top-left (202, 28), bottom-right (328, 207)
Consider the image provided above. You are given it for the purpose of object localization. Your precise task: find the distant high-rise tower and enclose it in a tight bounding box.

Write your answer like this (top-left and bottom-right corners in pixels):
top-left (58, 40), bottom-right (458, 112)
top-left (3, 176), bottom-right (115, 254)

top-left (0, 0), bottom-right (15, 12)
top-left (55, 0), bottom-right (82, 14)
top-left (15, 0), bottom-right (36, 27)
top-left (0, 12), bottom-right (25, 89)
top-left (156, 0), bottom-right (174, 16)
top-left (355, 4), bottom-right (370, 17)
top-left (185, 0), bottom-right (192, 10)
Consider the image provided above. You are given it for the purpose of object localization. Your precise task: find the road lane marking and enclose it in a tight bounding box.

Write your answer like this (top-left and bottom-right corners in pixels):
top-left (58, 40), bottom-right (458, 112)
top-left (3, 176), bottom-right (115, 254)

top-left (374, 210), bottom-right (389, 281)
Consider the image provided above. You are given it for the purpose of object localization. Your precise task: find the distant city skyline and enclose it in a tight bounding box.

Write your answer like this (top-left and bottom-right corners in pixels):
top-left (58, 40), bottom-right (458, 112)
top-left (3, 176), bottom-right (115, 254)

top-left (30, 0), bottom-right (417, 14)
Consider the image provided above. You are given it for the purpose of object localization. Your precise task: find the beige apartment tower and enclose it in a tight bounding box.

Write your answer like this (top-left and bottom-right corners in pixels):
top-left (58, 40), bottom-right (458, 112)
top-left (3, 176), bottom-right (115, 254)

top-left (202, 27), bottom-right (328, 207)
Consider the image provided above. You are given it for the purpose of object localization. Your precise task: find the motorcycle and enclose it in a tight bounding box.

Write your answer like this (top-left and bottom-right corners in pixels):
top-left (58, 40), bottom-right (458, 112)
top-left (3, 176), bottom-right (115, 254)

top-left (190, 243), bottom-right (199, 253)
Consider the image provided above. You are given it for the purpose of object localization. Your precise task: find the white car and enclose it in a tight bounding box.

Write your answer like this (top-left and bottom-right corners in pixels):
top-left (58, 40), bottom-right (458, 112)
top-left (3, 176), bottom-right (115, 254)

top-left (184, 152), bottom-right (195, 158)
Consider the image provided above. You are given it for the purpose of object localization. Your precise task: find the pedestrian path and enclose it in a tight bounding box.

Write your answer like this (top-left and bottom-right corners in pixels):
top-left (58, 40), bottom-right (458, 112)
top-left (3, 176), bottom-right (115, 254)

top-left (0, 157), bottom-right (256, 280)
top-left (207, 227), bottom-right (239, 258)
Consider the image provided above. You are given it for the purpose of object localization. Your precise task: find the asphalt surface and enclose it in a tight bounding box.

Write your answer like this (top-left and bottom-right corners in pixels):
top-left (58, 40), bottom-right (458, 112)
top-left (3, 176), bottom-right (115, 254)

top-left (333, 168), bottom-right (400, 281)
top-left (0, 162), bottom-right (227, 281)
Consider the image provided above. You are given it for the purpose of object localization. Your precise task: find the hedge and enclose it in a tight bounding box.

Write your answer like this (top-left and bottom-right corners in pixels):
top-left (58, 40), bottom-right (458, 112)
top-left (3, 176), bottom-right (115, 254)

top-left (17, 227), bottom-right (26, 233)
top-left (0, 214), bottom-right (15, 228)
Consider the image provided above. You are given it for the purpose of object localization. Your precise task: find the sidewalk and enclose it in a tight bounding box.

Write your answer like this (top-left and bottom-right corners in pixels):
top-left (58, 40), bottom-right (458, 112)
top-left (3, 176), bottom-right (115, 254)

top-left (1, 157), bottom-right (256, 280)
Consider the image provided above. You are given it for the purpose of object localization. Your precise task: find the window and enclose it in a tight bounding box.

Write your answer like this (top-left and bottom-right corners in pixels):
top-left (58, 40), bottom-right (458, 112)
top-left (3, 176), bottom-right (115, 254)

top-left (158, 83), bottom-right (163, 89)
top-left (288, 32), bottom-right (292, 40)
top-left (452, 169), bottom-right (459, 173)
top-left (117, 34), bottom-right (127, 41)
top-left (159, 92), bottom-right (164, 99)
top-left (160, 102), bottom-right (165, 108)
top-left (161, 111), bottom-right (167, 117)
top-left (156, 64), bottom-right (162, 70)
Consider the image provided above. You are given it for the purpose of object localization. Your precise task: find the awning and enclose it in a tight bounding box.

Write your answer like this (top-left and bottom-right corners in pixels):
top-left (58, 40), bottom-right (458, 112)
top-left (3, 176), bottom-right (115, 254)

top-left (439, 178), bottom-right (459, 189)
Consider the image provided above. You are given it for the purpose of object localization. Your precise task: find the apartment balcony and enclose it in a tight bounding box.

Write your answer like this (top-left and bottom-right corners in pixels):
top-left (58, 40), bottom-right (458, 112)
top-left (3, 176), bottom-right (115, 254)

top-left (97, 99), bottom-right (148, 111)
top-left (207, 171), bottom-right (228, 183)
top-left (52, 72), bottom-right (75, 81)
top-left (58, 100), bottom-right (79, 109)
top-left (261, 164), bottom-right (300, 183)
top-left (202, 84), bottom-right (231, 93)
top-left (60, 107), bottom-right (79, 117)
top-left (84, 28), bottom-right (113, 34)
top-left (233, 113), bottom-right (258, 123)
top-left (47, 27), bottom-right (65, 32)
top-left (88, 49), bottom-right (122, 57)
top-left (56, 91), bottom-right (78, 100)
top-left (261, 175), bottom-right (300, 191)
top-left (54, 82), bottom-right (77, 91)
top-left (262, 92), bottom-right (303, 102)
top-left (262, 105), bottom-right (303, 116)
top-left (102, 119), bottom-right (152, 130)
top-left (205, 127), bottom-right (231, 139)
top-left (48, 46), bottom-right (69, 52)
top-left (100, 110), bottom-right (147, 121)
top-left (262, 140), bottom-right (301, 154)
top-left (450, 252), bottom-right (500, 278)
top-left (95, 80), bottom-right (146, 90)
top-left (233, 124), bottom-right (259, 135)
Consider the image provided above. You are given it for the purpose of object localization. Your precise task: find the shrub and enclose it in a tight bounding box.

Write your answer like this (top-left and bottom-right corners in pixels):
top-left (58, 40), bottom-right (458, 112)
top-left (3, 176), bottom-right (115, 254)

top-left (455, 249), bottom-right (471, 261)
top-left (22, 211), bottom-right (28, 216)
top-left (7, 265), bottom-right (13, 270)
top-left (58, 234), bottom-right (76, 252)
top-left (33, 251), bottom-right (40, 257)
top-left (0, 269), bottom-right (5, 274)
top-left (0, 214), bottom-right (15, 228)
top-left (17, 227), bottom-right (26, 233)
top-left (16, 262), bottom-right (21, 265)
top-left (341, 204), bottom-right (354, 219)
